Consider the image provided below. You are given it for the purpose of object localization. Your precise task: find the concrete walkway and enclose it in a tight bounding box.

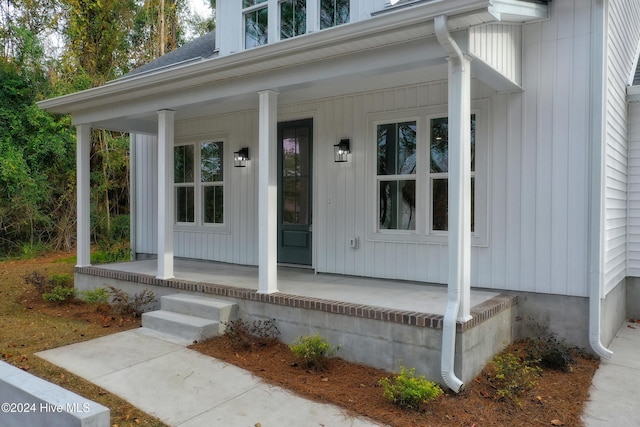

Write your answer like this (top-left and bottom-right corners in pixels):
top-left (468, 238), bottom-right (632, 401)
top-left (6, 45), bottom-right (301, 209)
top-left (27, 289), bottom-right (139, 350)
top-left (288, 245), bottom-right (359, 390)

top-left (582, 320), bottom-right (640, 427)
top-left (36, 321), bottom-right (640, 427)
top-left (37, 328), bottom-right (382, 427)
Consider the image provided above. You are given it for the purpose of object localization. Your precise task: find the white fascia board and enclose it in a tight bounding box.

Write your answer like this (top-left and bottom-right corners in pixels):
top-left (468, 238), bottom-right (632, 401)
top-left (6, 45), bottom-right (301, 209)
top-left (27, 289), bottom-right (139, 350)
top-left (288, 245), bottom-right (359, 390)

top-left (37, 0), bottom-right (493, 117)
top-left (628, 85), bottom-right (640, 103)
top-left (488, 0), bottom-right (549, 22)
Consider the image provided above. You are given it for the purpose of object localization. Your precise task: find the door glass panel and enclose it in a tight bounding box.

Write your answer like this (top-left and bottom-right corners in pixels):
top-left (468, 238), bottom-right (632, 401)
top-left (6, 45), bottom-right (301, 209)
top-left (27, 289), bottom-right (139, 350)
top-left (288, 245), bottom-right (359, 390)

top-left (282, 127), bottom-right (310, 225)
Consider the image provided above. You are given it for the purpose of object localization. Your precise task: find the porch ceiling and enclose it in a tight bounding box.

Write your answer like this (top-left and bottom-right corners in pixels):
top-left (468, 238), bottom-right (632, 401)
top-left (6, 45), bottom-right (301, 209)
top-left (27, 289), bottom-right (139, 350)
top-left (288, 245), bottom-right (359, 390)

top-left (38, 0), bottom-right (545, 134)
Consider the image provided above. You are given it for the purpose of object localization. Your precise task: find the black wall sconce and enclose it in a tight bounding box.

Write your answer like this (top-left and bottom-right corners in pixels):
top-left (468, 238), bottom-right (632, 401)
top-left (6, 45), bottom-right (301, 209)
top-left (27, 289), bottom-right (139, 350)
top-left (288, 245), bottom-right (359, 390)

top-left (234, 147), bottom-right (249, 167)
top-left (334, 139), bottom-right (350, 162)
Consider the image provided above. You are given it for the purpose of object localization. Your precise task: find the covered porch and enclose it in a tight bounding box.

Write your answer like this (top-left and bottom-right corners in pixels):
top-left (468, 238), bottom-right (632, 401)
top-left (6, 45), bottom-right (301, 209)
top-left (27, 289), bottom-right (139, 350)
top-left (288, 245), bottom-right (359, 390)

top-left (74, 258), bottom-right (517, 385)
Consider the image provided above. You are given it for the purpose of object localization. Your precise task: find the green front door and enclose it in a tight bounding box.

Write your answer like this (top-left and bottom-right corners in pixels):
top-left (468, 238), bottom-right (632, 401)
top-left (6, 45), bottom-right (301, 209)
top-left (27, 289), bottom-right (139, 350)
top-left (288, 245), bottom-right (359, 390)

top-left (278, 119), bottom-right (313, 265)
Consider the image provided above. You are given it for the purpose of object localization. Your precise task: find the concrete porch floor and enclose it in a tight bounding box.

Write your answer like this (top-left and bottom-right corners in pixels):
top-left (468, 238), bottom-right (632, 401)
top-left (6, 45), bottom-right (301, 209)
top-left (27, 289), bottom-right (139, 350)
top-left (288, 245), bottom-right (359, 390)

top-left (98, 258), bottom-right (500, 316)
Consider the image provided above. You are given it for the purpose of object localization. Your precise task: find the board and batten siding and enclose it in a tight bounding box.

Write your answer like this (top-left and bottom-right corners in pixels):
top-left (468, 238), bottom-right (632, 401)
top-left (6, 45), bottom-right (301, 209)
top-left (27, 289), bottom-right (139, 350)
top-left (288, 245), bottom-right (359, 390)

top-left (628, 101), bottom-right (640, 277)
top-left (134, 134), bottom-right (158, 255)
top-left (605, 0), bottom-right (640, 293)
top-left (133, 2), bottom-right (600, 297)
top-left (468, 23), bottom-right (522, 86)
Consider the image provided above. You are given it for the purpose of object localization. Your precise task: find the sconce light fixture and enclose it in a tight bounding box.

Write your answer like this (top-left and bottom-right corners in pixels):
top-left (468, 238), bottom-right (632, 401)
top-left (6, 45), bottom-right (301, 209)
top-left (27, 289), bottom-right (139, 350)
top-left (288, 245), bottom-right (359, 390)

top-left (333, 139), bottom-right (350, 163)
top-left (234, 147), bottom-right (249, 167)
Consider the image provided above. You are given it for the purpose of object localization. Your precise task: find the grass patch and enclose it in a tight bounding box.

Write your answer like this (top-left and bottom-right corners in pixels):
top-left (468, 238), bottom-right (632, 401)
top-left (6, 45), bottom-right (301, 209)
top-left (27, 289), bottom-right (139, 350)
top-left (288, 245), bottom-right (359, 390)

top-left (0, 252), bottom-right (167, 426)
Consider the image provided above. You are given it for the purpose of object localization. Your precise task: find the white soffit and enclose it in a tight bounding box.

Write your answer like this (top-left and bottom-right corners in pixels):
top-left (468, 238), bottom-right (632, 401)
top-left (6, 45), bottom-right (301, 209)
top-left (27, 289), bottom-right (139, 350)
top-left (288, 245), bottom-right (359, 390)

top-left (488, 0), bottom-right (549, 22)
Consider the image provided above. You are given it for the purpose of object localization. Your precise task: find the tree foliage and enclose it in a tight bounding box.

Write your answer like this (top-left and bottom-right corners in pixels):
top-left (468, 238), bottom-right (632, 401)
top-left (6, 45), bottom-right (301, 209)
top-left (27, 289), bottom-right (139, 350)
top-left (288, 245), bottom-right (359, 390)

top-left (0, 0), bottom-right (215, 258)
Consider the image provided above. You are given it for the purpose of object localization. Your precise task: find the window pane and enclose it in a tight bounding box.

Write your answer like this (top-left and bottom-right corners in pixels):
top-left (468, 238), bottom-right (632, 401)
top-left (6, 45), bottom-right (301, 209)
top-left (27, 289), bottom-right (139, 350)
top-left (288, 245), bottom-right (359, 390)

top-left (430, 114), bottom-right (476, 173)
top-left (282, 126), bottom-right (310, 225)
top-left (174, 145), bottom-right (194, 183)
top-left (203, 186), bottom-right (224, 224)
top-left (377, 121), bottom-right (416, 175)
top-left (431, 177), bottom-right (475, 232)
top-left (320, 0), bottom-right (349, 29)
top-left (176, 187), bottom-right (194, 223)
top-left (245, 7), bottom-right (268, 48)
top-left (281, 0), bottom-right (306, 39)
top-left (379, 180), bottom-right (416, 230)
top-left (201, 142), bottom-right (223, 182)
top-left (432, 178), bottom-right (447, 231)
top-left (243, 0), bottom-right (266, 8)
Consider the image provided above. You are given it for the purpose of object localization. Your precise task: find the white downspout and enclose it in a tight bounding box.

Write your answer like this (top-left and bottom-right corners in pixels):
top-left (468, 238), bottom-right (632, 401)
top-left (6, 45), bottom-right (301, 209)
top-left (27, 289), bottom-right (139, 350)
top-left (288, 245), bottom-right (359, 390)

top-left (588, 0), bottom-right (613, 360)
top-left (435, 14), bottom-right (472, 393)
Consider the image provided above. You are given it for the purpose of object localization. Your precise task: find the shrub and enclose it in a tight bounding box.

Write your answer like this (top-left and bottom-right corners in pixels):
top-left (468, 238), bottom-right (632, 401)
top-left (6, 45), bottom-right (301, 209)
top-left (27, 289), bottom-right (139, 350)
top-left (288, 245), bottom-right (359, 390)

top-left (91, 247), bottom-right (130, 265)
top-left (490, 352), bottom-right (541, 406)
top-left (289, 333), bottom-right (339, 371)
top-left (23, 271), bottom-right (51, 294)
top-left (526, 322), bottom-right (579, 372)
top-left (223, 318), bottom-right (280, 351)
top-left (80, 287), bottom-right (110, 305)
top-left (42, 285), bottom-right (77, 303)
top-left (108, 286), bottom-right (156, 317)
top-left (379, 366), bottom-right (443, 409)
top-left (49, 273), bottom-right (72, 288)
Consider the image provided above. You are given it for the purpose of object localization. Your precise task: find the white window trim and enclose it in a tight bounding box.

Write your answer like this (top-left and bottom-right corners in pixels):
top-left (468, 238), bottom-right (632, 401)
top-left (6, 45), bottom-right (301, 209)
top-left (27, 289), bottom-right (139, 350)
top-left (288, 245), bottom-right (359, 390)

top-left (366, 100), bottom-right (490, 246)
top-left (174, 136), bottom-right (230, 234)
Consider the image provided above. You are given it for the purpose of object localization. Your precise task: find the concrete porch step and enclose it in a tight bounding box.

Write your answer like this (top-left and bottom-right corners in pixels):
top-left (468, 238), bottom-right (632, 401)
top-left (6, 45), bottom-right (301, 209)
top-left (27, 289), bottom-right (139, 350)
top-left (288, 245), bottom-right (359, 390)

top-left (160, 293), bottom-right (237, 323)
top-left (141, 310), bottom-right (220, 342)
top-left (141, 294), bottom-right (238, 341)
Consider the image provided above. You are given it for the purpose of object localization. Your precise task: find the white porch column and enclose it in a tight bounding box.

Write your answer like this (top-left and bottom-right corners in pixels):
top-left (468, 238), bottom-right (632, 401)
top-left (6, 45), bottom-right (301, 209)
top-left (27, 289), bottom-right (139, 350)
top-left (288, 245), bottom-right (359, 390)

top-left (447, 51), bottom-right (472, 322)
top-left (76, 124), bottom-right (91, 267)
top-left (258, 90), bottom-right (279, 294)
top-left (157, 110), bottom-right (175, 280)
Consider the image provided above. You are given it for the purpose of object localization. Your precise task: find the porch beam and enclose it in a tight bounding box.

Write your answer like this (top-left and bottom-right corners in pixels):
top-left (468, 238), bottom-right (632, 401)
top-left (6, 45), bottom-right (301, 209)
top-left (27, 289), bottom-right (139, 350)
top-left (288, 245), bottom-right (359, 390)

top-left (76, 124), bottom-right (91, 267)
top-left (258, 90), bottom-right (279, 294)
top-left (157, 109), bottom-right (175, 280)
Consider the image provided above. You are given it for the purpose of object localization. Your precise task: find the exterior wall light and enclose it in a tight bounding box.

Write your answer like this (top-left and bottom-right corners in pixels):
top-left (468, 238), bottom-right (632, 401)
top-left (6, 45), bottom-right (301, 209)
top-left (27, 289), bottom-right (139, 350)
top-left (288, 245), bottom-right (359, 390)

top-left (234, 147), bottom-right (249, 167)
top-left (334, 139), bottom-right (350, 162)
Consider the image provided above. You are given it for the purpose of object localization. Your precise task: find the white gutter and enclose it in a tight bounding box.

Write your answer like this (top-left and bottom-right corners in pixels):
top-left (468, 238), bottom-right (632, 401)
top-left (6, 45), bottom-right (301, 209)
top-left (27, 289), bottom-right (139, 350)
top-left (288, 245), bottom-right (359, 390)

top-left (435, 14), bottom-right (469, 393)
top-left (587, 0), bottom-right (613, 360)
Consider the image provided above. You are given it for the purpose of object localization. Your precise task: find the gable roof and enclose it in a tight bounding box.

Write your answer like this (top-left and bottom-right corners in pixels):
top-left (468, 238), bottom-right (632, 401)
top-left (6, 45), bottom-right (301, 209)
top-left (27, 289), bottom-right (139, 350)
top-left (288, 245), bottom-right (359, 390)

top-left (123, 31), bottom-right (217, 79)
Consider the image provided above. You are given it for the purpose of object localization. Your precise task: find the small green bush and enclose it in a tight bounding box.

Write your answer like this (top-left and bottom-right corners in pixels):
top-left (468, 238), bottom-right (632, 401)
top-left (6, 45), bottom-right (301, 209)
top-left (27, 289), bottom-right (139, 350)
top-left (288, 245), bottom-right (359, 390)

top-left (42, 285), bottom-right (77, 303)
top-left (289, 333), bottom-right (339, 371)
top-left (49, 273), bottom-right (73, 288)
top-left (91, 245), bottom-right (130, 265)
top-left (379, 366), bottom-right (443, 409)
top-left (80, 287), bottom-right (110, 305)
top-left (490, 352), bottom-right (541, 406)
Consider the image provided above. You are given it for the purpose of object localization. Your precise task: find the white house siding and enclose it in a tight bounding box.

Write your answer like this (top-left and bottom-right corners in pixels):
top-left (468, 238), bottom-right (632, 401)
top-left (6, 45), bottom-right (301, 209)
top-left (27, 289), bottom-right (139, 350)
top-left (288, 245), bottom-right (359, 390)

top-left (132, 3), bottom-right (605, 297)
top-left (629, 102), bottom-right (640, 277)
top-left (605, 0), bottom-right (640, 293)
top-left (468, 24), bottom-right (522, 86)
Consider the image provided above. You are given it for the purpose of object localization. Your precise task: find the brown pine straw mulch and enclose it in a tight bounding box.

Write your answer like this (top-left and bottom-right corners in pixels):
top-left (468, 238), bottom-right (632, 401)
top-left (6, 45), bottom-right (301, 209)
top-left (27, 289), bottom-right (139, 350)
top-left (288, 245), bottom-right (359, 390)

top-left (191, 337), bottom-right (598, 427)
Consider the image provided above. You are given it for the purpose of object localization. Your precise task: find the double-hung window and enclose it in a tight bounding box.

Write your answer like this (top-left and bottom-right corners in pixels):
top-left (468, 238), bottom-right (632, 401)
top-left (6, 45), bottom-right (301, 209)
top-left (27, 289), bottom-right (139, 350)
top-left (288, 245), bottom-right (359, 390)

top-left (280, 0), bottom-right (306, 39)
top-left (370, 103), bottom-right (486, 244)
top-left (320, 0), bottom-right (349, 29)
top-left (429, 115), bottom-right (475, 233)
top-left (244, 0), bottom-right (268, 48)
top-left (174, 141), bottom-right (225, 226)
top-left (377, 121), bottom-right (417, 231)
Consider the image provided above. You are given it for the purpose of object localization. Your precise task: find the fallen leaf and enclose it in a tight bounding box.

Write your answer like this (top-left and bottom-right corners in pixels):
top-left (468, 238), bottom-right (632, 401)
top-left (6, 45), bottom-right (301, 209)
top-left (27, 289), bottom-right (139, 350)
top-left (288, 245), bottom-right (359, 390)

top-left (551, 419), bottom-right (564, 426)
top-left (627, 325), bottom-right (636, 329)
top-left (255, 423), bottom-right (262, 427)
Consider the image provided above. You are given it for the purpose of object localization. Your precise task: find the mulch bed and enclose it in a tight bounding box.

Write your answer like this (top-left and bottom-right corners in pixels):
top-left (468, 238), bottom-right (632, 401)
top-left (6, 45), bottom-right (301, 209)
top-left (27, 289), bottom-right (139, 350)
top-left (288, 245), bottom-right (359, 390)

top-left (191, 337), bottom-right (598, 427)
